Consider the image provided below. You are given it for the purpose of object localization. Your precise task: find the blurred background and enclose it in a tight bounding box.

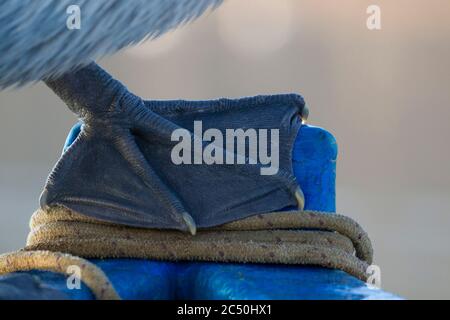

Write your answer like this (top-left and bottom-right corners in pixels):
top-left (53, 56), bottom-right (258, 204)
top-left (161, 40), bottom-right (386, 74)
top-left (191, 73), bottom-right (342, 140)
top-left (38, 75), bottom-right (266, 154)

top-left (0, 0), bottom-right (449, 299)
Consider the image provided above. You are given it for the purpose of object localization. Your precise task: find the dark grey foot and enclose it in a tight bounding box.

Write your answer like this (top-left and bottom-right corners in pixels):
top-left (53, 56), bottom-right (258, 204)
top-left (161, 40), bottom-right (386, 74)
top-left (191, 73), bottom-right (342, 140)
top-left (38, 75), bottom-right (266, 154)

top-left (41, 62), bottom-right (307, 232)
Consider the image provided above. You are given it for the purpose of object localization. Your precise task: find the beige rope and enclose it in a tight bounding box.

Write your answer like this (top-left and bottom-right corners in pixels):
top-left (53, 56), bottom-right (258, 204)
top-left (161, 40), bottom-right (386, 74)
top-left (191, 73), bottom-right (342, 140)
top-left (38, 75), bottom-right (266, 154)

top-left (0, 207), bottom-right (374, 300)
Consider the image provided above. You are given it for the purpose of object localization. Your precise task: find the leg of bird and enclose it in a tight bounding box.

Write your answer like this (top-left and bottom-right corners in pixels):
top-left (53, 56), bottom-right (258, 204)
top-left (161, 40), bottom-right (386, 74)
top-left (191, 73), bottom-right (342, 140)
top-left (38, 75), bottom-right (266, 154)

top-left (44, 62), bottom-right (128, 120)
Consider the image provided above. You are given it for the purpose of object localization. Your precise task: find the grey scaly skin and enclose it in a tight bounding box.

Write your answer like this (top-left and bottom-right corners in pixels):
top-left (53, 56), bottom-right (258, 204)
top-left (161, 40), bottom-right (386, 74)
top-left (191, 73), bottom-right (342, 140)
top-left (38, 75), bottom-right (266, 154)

top-left (41, 63), bottom-right (197, 234)
top-left (40, 63), bottom-right (308, 235)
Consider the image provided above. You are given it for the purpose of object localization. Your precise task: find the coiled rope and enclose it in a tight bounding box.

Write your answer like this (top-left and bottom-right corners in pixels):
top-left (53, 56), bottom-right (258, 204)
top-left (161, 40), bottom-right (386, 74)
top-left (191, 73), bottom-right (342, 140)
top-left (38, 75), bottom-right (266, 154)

top-left (0, 207), bottom-right (373, 300)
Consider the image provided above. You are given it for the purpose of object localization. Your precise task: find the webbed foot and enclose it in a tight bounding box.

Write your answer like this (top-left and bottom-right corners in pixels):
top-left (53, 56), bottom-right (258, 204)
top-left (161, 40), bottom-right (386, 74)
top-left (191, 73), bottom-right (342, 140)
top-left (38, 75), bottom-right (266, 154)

top-left (41, 62), bottom-right (306, 232)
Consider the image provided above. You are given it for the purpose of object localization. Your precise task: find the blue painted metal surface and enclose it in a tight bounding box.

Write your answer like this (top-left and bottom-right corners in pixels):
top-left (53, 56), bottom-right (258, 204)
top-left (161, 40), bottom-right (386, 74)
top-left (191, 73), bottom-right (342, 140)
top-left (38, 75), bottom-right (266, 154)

top-left (0, 124), bottom-right (400, 299)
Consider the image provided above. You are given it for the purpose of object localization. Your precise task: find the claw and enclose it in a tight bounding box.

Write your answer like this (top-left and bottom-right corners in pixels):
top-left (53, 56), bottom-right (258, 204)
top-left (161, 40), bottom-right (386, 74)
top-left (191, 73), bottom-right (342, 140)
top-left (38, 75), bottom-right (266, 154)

top-left (182, 212), bottom-right (197, 235)
top-left (295, 187), bottom-right (305, 211)
top-left (300, 105), bottom-right (309, 124)
top-left (39, 189), bottom-right (49, 210)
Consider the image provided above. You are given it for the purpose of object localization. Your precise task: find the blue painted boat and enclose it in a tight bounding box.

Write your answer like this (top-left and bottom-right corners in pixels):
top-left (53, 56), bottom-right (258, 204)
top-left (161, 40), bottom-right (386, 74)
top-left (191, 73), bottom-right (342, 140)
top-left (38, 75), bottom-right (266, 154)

top-left (0, 124), bottom-right (400, 299)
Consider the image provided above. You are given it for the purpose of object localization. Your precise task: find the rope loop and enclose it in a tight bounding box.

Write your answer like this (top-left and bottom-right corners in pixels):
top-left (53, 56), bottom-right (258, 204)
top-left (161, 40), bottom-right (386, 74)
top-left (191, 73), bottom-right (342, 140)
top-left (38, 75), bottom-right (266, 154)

top-left (0, 207), bottom-right (374, 299)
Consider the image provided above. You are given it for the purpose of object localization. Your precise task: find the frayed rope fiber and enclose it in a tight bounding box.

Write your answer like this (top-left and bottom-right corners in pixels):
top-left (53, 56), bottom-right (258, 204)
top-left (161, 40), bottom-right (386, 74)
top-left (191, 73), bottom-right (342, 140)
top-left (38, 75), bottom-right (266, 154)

top-left (0, 207), bottom-right (373, 300)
